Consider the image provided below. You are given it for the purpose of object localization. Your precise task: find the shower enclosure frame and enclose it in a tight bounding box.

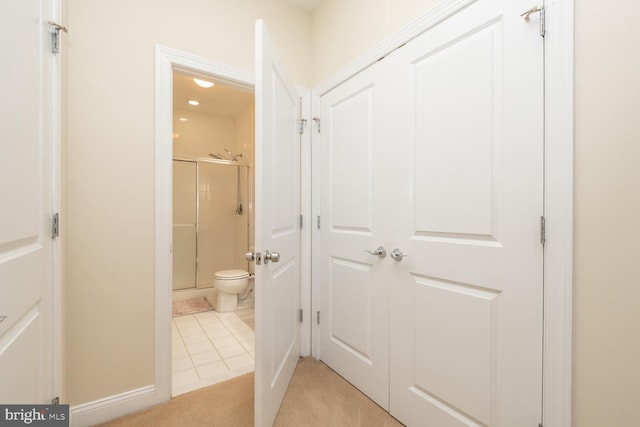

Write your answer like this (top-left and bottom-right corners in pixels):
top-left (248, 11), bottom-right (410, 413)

top-left (173, 155), bottom-right (253, 291)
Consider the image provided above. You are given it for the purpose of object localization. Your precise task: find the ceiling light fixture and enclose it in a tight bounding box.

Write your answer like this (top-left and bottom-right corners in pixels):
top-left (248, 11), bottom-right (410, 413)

top-left (178, 117), bottom-right (188, 122)
top-left (187, 99), bottom-right (200, 106)
top-left (193, 78), bottom-right (215, 88)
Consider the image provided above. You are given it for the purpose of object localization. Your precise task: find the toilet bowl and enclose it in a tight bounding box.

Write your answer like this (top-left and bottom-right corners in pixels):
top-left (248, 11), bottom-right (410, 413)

top-left (213, 269), bottom-right (251, 312)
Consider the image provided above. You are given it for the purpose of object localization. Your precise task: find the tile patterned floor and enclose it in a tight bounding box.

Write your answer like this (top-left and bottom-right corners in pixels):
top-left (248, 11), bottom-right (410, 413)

top-left (172, 308), bottom-right (255, 396)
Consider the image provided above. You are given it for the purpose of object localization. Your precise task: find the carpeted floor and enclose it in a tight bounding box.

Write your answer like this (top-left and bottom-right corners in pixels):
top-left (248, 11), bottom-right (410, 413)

top-left (99, 358), bottom-right (403, 426)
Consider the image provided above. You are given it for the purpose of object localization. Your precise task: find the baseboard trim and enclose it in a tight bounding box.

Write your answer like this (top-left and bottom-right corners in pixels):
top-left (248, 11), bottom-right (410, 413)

top-left (70, 385), bottom-right (165, 426)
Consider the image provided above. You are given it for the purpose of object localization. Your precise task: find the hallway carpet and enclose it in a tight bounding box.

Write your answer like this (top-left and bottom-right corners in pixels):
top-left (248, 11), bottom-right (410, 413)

top-left (99, 358), bottom-right (403, 426)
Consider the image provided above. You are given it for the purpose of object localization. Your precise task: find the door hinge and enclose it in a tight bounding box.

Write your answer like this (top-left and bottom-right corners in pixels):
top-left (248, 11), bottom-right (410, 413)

top-left (49, 21), bottom-right (68, 54)
top-left (299, 309), bottom-right (303, 323)
top-left (540, 216), bottom-right (546, 245)
top-left (312, 117), bottom-right (321, 133)
top-left (298, 119), bottom-right (307, 134)
top-left (300, 214), bottom-right (303, 229)
top-left (317, 216), bottom-right (321, 229)
top-left (539, 6), bottom-right (546, 37)
top-left (316, 311), bottom-right (320, 325)
top-left (51, 396), bottom-right (60, 405)
top-left (51, 213), bottom-right (60, 238)
top-left (521, 5), bottom-right (545, 37)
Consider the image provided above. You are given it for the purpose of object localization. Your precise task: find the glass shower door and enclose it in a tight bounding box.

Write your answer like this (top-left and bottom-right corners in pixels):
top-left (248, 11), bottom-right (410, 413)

top-left (172, 160), bottom-right (197, 290)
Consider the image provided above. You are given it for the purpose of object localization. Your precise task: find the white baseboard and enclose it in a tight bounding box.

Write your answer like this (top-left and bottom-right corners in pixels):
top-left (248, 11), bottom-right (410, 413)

top-left (70, 385), bottom-right (167, 426)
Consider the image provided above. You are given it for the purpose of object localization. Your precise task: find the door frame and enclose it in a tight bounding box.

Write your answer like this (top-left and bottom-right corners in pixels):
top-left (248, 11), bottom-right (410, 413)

top-left (156, 46), bottom-right (254, 404)
top-left (154, 44), bottom-right (313, 402)
top-left (310, 1), bottom-right (574, 426)
top-left (51, 0), bottom-right (63, 404)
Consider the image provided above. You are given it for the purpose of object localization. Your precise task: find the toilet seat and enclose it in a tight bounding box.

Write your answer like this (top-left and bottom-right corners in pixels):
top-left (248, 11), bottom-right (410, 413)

top-left (214, 269), bottom-right (250, 280)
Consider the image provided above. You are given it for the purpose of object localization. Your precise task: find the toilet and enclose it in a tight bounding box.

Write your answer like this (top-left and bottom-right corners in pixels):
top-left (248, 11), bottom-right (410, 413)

top-left (212, 269), bottom-right (251, 312)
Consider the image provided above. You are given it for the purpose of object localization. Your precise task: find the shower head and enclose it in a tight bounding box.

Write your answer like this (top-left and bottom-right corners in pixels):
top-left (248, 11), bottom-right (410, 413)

top-left (209, 153), bottom-right (225, 159)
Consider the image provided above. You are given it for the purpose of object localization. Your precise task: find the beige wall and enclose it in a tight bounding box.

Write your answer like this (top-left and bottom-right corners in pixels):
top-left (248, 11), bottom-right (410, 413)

top-left (64, 0), bottom-right (311, 405)
top-left (63, 0), bottom-right (640, 421)
top-left (574, 1), bottom-right (640, 425)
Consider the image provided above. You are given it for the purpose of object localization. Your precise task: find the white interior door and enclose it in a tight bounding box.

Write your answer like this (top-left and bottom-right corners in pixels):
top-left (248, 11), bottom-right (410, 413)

top-left (318, 0), bottom-right (544, 425)
top-left (0, 0), bottom-right (56, 403)
top-left (254, 20), bottom-right (301, 427)
top-left (318, 63), bottom-right (392, 409)
top-left (388, 1), bottom-right (543, 425)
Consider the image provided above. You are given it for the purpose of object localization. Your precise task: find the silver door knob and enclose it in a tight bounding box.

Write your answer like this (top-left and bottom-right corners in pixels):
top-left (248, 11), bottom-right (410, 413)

top-left (364, 246), bottom-right (386, 258)
top-left (390, 248), bottom-right (409, 261)
top-left (264, 250), bottom-right (280, 264)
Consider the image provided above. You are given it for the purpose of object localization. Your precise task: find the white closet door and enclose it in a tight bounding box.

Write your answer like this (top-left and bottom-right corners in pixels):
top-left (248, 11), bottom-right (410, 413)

top-left (318, 0), bottom-right (544, 425)
top-left (0, 0), bottom-right (55, 403)
top-left (318, 63), bottom-right (392, 409)
top-left (254, 20), bottom-right (302, 427)
top-left (388, 0), bottom-right (544, 425)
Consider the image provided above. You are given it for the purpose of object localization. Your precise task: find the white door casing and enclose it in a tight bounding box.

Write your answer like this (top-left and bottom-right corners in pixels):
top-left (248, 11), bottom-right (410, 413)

top-left (254, 20), bottom-right (302, 427)
top-left (318, 0), bottom-right (544, 425)
top-left (0, 0), bottom-right (56, 403)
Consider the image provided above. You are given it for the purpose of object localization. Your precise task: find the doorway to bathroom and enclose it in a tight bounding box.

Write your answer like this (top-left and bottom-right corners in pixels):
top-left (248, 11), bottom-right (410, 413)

top-left (170, 70), bottom-right (257, 397)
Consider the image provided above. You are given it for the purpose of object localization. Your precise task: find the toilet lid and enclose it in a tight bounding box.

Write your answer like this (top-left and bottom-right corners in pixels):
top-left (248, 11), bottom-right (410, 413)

top-left (214, 269), bottom-right (251, 280)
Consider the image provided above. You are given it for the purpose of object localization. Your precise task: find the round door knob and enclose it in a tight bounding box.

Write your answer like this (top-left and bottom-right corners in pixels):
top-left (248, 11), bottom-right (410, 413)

top-left (269, 251), bottom-right (280, 262)
top-left (264, 250), bottom-right (280, 263)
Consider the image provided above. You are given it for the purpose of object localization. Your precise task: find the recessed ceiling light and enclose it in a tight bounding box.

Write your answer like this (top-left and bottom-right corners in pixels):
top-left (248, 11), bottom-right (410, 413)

top-left (188, 99), bottom-right (200, 106)
top-left (193, 78), bottom-right (215, 88)
top-left (178, 117), bottom-right (188, 122)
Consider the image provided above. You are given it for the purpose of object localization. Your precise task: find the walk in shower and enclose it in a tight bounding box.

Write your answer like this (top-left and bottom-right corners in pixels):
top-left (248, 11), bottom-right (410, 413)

top-left (172, 156), bottom-right (252, 293)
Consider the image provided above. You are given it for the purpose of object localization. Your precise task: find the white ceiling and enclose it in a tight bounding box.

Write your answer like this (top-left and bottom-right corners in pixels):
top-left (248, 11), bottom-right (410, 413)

top-left (283, 0), bottom-right (326, 12)
top-left (173, 72), bottom-right (254, 120)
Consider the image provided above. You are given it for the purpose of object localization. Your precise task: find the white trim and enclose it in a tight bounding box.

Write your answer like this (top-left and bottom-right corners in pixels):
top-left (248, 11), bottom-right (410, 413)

top-left (542, 1), bottom-right (574, 426)
top-left (310, 0), bottom-right (574, 425)
top-left (298, 85), bottom-right (313, 357)
top-left (154, 44), bottom-right (176, 412)
top-left (310, 92), bottom-right (321, 359)
top-left (70, 385), bottom-right (156, 426)
top-left (155, 45), bottom-right (256, 411)
top-left (50, 0), bottom-right (63, 404)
